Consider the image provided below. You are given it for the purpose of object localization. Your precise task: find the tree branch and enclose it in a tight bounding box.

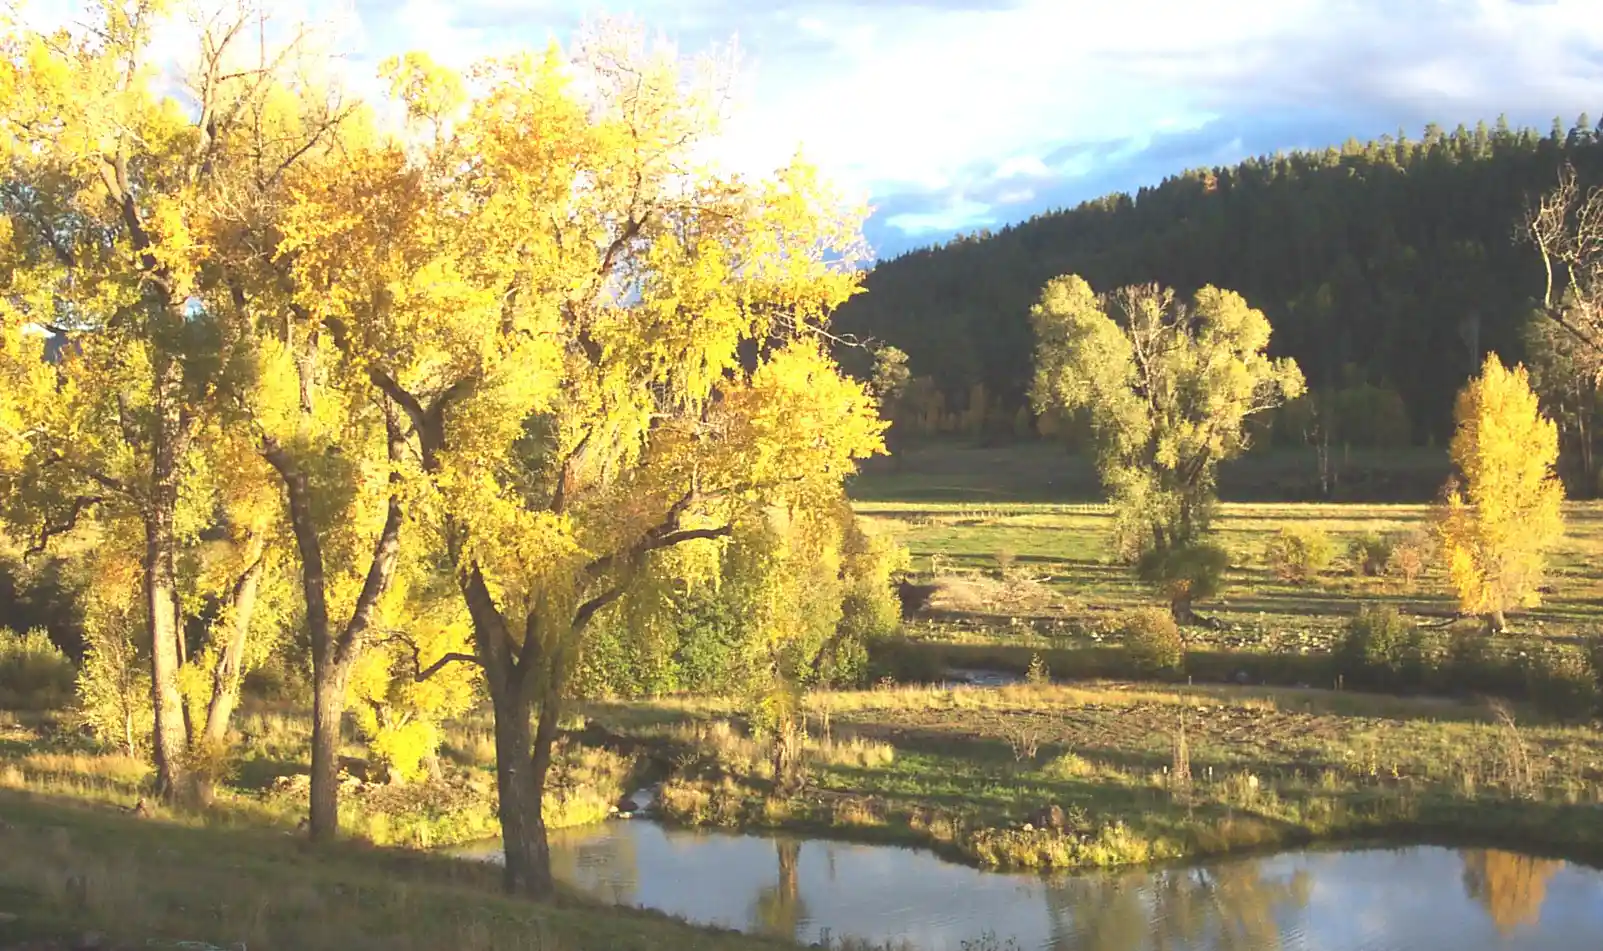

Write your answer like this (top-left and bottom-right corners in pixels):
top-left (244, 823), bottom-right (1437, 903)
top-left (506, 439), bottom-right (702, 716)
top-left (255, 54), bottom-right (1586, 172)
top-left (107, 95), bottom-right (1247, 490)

top-left (415, 651), bottom-right (484, 683)
top-left (25, 495), bottom-right (103, 559)
top-left (641, 526), bottom-right (732, 552)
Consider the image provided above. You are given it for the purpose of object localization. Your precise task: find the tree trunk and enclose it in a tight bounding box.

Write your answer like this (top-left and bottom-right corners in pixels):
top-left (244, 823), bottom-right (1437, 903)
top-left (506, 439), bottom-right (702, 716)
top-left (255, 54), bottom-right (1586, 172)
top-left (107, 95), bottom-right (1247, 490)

top-left (488, 670), bottom-right (557, 899)
top-left (1488, 608), bottom-right (1507, 635)
top-left (309, 663), bottom-right (349, 838)
top-left (266, 428), bottom-right (403, 842)
top-left (202, 547), bottom-right (266, 744)
top-left (144, 479), bottom-right (188, 803)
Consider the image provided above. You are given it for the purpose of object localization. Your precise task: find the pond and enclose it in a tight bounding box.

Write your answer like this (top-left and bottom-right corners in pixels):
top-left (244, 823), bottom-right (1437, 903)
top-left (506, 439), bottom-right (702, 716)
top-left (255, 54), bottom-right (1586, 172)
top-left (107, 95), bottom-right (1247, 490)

top-left (451, 820), bottom-right (1603, 950)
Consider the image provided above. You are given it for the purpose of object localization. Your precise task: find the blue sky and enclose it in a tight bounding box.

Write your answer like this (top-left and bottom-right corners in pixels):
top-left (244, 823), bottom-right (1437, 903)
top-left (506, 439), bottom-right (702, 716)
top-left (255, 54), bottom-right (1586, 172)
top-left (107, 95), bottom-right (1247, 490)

top-left (35, 0), bottom-right (1603, 260)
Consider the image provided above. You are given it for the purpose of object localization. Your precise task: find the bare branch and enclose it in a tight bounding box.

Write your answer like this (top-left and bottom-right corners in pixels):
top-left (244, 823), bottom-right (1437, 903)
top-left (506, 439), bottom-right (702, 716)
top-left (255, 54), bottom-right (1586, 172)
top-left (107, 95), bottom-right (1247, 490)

top-left (25, 495), bottom-right (103, 559)
top-left (415, 652), bottom-right (484, 682)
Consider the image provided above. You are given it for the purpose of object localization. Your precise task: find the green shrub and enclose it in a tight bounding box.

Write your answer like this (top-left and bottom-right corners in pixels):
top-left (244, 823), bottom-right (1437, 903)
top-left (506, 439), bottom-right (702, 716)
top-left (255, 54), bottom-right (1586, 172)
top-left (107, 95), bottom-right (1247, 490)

top-left (1121, 608), bottom-right (1184, 677)
top-left (0, 626), bottom-right (75, 709)
top-left (1337, 604), bottom-right (1421, 688)
top-left (1349, 534), bottom-right (1394, 577)
top-left (1264, 526), bottom-right (1336, 582)
top-left (1520, 649), bottom-right (1599, 720)
top-left (814, 633), bottom-right (871, 689)
top-left (1136, 543), bottom-right (1228, 621)
top-left (866, 633), bottom-right (946, 684)
top-left (1444, 627), bottom-right (1507, 694)
top-left (1025, 652), bottom-right (1050, 686)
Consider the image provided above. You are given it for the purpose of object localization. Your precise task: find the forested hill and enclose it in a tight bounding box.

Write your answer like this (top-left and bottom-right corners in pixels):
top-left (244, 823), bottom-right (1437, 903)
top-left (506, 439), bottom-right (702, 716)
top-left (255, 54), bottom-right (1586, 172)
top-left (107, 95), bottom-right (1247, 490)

top-left (835, 117), bottom-right (1603, 442)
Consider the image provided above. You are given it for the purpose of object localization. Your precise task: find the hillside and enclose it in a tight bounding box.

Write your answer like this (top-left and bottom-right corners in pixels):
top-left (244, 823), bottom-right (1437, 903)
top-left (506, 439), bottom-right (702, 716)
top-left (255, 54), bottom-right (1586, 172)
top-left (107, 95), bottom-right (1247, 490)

top-left (835, 116), bottom-right (1603, 445)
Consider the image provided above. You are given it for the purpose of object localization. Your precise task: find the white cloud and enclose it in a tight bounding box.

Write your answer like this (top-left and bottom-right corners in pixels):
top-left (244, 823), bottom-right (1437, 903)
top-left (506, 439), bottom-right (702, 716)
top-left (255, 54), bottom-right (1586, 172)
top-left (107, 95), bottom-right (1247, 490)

top-left (19, 0), bottom-right (1603, 256)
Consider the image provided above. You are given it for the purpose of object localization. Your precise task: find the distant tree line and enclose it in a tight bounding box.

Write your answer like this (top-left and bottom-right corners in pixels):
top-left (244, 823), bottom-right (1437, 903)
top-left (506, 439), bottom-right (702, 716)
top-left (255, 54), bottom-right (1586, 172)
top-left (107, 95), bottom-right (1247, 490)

top-left (838, 116), bottom-right (1603, 478)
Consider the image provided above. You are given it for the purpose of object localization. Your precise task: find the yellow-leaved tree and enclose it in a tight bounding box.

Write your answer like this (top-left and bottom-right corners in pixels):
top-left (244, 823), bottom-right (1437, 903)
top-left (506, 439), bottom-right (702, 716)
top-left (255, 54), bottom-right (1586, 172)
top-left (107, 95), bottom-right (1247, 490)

top-left (278, 30), bottom-right (885, 896)
top-left (0, 2), bottom-right (341, 799)
top-left (1439, 353), bottom-right (1565, 632)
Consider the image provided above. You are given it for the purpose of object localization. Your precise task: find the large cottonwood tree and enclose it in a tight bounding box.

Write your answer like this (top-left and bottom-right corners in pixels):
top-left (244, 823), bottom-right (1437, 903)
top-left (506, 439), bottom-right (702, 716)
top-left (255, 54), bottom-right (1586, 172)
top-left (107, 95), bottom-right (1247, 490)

top-left (278, 34), bottom-right (885, 895)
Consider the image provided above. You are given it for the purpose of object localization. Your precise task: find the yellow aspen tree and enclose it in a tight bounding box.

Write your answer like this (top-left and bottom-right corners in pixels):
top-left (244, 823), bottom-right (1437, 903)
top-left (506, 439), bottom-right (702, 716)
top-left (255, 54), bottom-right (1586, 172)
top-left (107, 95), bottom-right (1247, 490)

top-left (1439, 353), bottom-right (1565, 632)
top-left (280, 31), bottom-right (885, 896)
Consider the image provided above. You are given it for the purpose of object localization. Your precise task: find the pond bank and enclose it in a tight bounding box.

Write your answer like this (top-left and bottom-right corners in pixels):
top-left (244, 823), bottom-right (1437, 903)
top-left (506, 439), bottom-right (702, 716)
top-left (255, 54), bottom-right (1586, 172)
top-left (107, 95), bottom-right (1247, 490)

top-left (580, 680), bottom-right (1603, 877)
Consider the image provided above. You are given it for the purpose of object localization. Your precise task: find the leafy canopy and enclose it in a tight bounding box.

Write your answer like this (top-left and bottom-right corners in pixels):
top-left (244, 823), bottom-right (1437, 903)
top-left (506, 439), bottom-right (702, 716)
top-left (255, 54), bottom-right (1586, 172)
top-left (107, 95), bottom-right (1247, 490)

top-left (1029, 275), bottom-right (1305, 556)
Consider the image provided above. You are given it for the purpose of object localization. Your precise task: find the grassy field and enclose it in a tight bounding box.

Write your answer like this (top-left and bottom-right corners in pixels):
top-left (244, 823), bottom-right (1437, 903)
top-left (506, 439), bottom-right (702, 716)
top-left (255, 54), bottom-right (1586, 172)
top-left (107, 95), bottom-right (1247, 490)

top-left (0, 708), bottom-right (832, 951)
top-left (852, 497), bottom-right (1603, 656)
top-left (851, 443), bottom-right (1452, 504)
top-left (592, 680), bottom-right (1603, 874)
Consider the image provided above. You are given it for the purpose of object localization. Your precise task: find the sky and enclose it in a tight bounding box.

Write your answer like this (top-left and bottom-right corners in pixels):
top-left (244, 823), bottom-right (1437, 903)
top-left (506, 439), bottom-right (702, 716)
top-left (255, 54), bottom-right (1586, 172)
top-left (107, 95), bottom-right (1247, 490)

top-left (32, 0), bottom-right (1603, 260)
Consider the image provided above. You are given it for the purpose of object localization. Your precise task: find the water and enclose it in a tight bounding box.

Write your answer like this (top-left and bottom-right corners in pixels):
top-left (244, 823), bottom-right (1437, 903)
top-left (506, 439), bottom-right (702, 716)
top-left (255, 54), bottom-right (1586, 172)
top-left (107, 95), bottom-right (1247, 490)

top-left (942, 668), bottom-right (1024, 688)
top-left (452, 822), bottom-right (1603, 950)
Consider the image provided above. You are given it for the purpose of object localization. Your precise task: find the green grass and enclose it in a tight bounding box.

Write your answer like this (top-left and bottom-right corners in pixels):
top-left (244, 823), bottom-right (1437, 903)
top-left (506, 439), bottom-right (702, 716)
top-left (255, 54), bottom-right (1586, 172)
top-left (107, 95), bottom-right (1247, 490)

top-left (851, 495), bottom-right (1603, 652)
top-left (850, 442), bottom-right (1451, 504)
top-left (589, 681), bottom-right (1603, 874)
top-left (0, 788), bottom-right (806, 951)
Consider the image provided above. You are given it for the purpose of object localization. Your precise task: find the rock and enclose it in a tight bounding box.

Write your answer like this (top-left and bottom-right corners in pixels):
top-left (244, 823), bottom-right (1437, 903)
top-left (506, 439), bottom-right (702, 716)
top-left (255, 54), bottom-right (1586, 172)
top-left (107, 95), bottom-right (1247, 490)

top-left (1021, 823), bottom-right (1035, 833)
top-left (72, 932), bottom-right (105, 950)
top-left (0, 911), bottom-right (16, 925)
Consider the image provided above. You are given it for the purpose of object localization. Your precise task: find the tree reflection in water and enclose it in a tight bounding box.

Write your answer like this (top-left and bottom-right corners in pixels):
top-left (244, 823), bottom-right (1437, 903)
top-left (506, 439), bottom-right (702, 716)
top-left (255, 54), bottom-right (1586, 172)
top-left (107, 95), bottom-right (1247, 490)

top-left (1460, 849), bottom-right (1562, 935)
top-left (753, 839), bottom-right (807, 940)
top-left (1044, 861), bottom-right (1313, 951)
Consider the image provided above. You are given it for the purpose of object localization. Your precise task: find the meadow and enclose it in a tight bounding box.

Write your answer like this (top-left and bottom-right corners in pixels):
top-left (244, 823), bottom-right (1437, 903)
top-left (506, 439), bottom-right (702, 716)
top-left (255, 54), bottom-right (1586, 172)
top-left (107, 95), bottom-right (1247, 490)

top-left (847, 444), bottom-right (1603, 701)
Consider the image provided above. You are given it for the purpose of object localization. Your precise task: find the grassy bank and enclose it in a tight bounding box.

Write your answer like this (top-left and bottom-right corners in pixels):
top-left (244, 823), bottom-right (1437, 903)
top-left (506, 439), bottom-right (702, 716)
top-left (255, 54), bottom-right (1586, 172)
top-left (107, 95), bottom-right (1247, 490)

top-left (0, 788), bottom-right (810, 951)
top-left (0, 706), bottom-right (638, 852)
top-left (590, 681), bottom-right (1603, 873)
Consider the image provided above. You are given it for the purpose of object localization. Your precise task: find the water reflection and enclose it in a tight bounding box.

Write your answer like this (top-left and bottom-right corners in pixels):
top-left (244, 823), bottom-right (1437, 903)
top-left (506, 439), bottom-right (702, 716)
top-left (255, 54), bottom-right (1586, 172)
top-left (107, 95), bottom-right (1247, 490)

top-left (454, 824), bottom-right (1603, 950)
top-left (1040, 863), bottom-right (1312, 951)
top-left (1460, 849), bottom-right (1564, 935)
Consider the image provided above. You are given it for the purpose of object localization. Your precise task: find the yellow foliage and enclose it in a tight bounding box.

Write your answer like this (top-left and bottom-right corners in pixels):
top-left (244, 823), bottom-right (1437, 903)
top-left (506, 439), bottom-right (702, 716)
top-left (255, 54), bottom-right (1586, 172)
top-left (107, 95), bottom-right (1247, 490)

top-left (1438, 354), bottom-right (1564, 627)
top-left (348, 572), bottom-right (481, 784)
top-left (274, 18), bottom-right (888, 731)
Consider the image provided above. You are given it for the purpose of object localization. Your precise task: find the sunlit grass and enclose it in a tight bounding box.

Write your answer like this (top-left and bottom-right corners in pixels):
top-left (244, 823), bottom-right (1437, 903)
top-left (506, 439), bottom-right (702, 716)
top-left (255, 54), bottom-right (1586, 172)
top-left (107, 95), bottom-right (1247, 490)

top-left (609, 679), bottom-right (1603, 873)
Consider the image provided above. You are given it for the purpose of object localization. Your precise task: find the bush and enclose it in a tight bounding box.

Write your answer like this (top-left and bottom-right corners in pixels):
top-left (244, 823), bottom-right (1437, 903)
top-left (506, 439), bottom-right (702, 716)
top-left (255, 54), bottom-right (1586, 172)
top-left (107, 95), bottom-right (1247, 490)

top-left (1337, 604), bottom-right (1421, 688)
top-left (866, 633), bottom-right (946, 684)
top-left (1519, 649), bottom-right (1599, 720)
top-left (814, 633), bottom-right (871, 689)
top-left (1136, 543), bottom-right (1228, 621)
top-left (1449, 625), bottom-right (1506, 692)
top-left (1387, 530), bottom-right (1433, 587)
top-left (1349, 534), bottom-right (1394, 577)
top-left (1121, 608), bottom-right (1184, 677)
top-left (0, 627), bottom-right (75, 709)
top-left (1264, 526), bottom-right (1335, 582)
